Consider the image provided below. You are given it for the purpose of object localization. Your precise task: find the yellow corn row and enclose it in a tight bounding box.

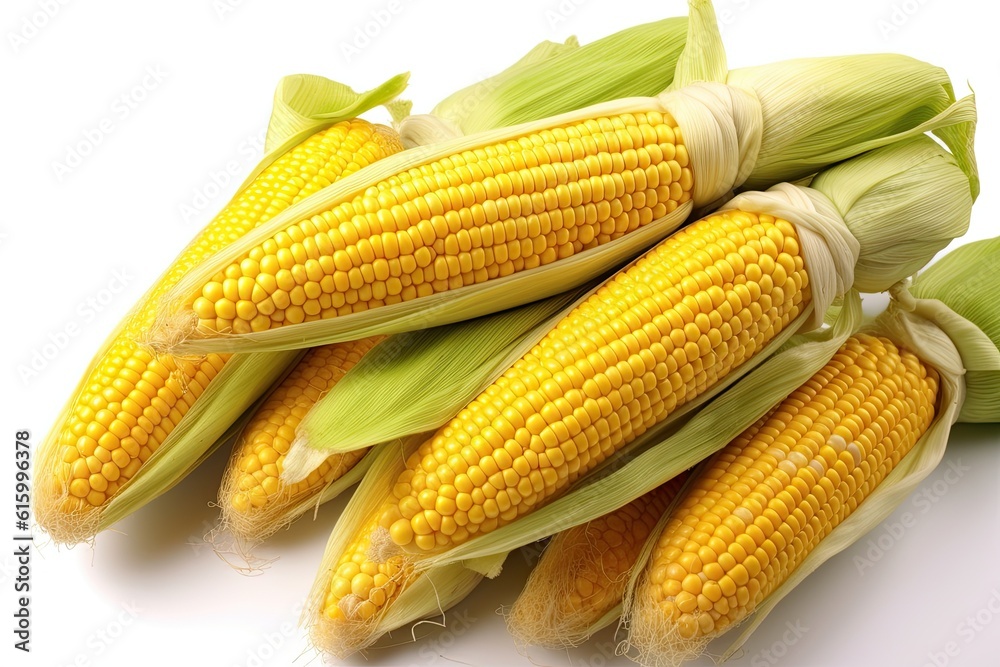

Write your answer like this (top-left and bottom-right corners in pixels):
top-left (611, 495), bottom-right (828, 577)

top-left (380, 210), bottom-right (809, 554)
top-left (508, 475), bottom-right (686, 648)
top-left (189, 111), bottom-right (694, 334)
top-left (36, 120), bottom-right (403, 542)
top-left (632, 334), bottom-right (938, 655)
top-left (220, 337), bottom-right (382, 541)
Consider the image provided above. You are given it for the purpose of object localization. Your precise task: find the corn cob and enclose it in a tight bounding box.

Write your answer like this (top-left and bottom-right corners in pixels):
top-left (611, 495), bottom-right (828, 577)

top-left (188, 110), bottom-right (693, 335)
top-left (220, 337), bottom-right (381, 542)
top-left (35, 119), bottom-right (404, 543)
top-left (508, 476), bottom-right (687, 648)
top-left (380, 210), bottom-right (810, 554)
top-left (637, 335), bottom-right (937, 644)
top-left (154, 1), bottom-right (972, 356)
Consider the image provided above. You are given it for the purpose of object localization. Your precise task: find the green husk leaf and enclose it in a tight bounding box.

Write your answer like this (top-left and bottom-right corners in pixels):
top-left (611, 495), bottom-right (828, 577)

top-left (426, 18), bottom-right (686, 136)
top-left (292, 288), bottom-right (588, 459)
top-left (809, 136), bottom-right (973, 293)
top-left (421, 293), bottom-right (860, 569)
top-left (727, 55), bottom-right (977, 190)
top-left (910, 236), bottom-right (1000, 422)
top-left (230, 72), bottom-right (408, 198)
top-left (264, 72), bottom-right (408, 152)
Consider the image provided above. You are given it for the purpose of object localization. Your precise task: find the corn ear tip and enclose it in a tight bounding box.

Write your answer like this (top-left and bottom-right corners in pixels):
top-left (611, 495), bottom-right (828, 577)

top-left (32, 438), bottom-right (103, 545)
top-left (33, 485), bottom-right (103, 547)
top-left (623, 591), bottom-right (713, 667)
top-left (143, 306), bottom-right (200, 356)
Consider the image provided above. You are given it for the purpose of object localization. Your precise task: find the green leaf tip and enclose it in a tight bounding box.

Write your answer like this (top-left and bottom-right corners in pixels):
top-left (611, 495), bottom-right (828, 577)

top-left (265, 71), bottom-right (409, 152)
top-left (669, 0), bottom-right (727, 90)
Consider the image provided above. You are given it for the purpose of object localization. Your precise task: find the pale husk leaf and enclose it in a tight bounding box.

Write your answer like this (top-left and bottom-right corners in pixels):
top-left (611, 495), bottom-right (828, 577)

top-left (233, 72), bottom-right (409, 198)
top-left (304, 436), bottom-right (498, 658)
top-left (728, 56), bottom-right (978, 194)
top-left (910, 236), bottom-right (1000, 422)
top-left (678, 0), bottom-right (977, 193)
top-left (811, 135), bottom-right (974, 292)
top-left (667, 0), bottom-right (727, 90)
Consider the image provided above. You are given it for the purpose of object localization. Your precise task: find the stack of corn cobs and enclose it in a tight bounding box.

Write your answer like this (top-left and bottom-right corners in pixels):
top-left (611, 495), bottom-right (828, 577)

top-left (35, 2), bottom-right (998, 665)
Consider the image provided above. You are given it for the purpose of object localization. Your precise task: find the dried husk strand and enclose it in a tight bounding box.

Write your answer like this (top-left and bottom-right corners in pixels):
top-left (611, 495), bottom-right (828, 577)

top-left (152, 0), bottom-right (974, 356)
top-left (621, 237), bottom-right (1000, 667)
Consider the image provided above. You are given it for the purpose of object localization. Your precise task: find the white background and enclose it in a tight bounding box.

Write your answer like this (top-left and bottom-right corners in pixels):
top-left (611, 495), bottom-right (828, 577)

top-left (2, 1), bottom-right (999, 666)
